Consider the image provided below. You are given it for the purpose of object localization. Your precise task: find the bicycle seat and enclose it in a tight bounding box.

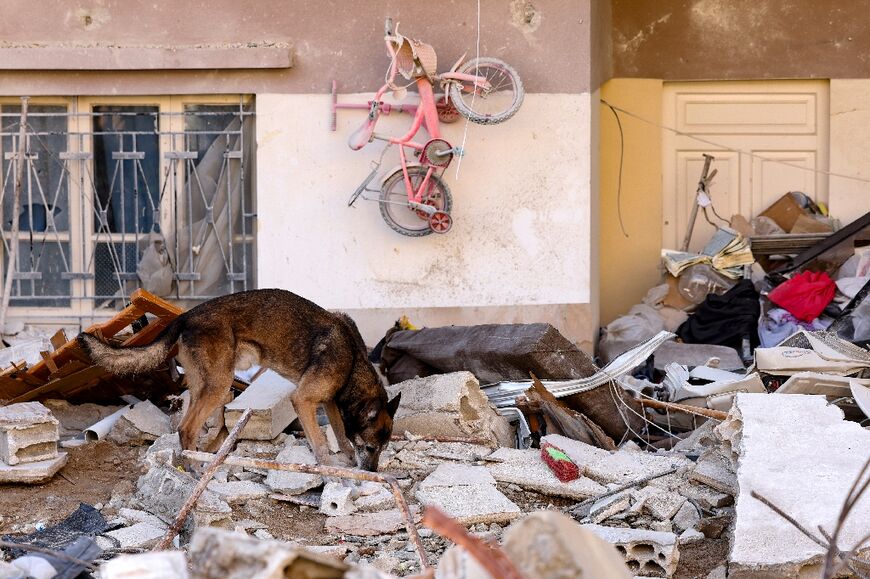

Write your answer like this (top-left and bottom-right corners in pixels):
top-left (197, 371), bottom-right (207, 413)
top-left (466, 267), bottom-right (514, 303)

top-left (391, 33), bottom-right (438, 81)
top-left (348, 116), bottom-right (376, 150)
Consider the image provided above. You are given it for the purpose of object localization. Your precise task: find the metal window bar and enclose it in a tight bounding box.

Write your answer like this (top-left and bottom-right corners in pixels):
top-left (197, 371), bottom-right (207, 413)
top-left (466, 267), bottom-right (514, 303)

top-left (0, 102), bottom-right (255, 311)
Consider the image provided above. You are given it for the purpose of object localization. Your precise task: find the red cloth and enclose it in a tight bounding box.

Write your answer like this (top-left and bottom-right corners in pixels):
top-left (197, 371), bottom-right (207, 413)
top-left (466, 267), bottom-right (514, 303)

top-left (768, 270), bottom-right (836, 322)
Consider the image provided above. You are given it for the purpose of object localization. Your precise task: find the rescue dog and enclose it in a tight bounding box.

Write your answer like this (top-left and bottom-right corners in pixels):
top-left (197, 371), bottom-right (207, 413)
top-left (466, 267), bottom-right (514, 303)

top-left (77, 289), bottom-right (401, 471)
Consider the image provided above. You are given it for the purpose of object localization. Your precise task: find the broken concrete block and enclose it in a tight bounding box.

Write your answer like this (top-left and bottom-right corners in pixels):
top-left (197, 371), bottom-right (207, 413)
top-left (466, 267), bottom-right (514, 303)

top-left (630, 486), bottom-right (687, 521)
top-left (678, 528), bottom-right (705, 545)
top-left (689, 447), bottom-right (737, 495)
top-left (589, 493), bottom-right (631, 524)
top-left (0, 452), bottom-right (67, 484)
top-left (224, 370), bottom-right (297, 440)
top-left (319, 481), bottom-right (357, 517)
top-left (118, 508), bottom-right (168, 529)
top-left (107, 400), bottom-right (171, 445)
top-left (542, 434), bottom-right (690, 486)
top-left (206, 480), bottom-right (270, 505)
top-left (503, 511), bottom-right (633, 579)
top-left (722, 394), bottom-right (870, 578)
top-left (415, 484), bottom-right (520, 525)
top-left (385, 371), bottom-right (514, 447)
top-left (486, 447), bottom-right (606, 500)
top-left (42, 400), bottom-right (125, 437)
top-left (188, 527), bottom-right (347, 578)
top-left (264, 443), bottom-right (322, 495)
top-left (136, 464), bottom-right (232, 530)
top-left (353, 482), bottom-right (394, 512)
top-left (584, 524), bottom-right (679, 578)
top-left (101, 550), bottom-right (189, 579)
top-left (0, 561), bottom-right (25, 579)
top-left (671, 501), bottom-right (701, 534)
top-left (104, 522), bottom-right (166, 549)
top-left (324, 507), bottom-right (419, 536)
top-left (0, 402), bottom-right (59, 466)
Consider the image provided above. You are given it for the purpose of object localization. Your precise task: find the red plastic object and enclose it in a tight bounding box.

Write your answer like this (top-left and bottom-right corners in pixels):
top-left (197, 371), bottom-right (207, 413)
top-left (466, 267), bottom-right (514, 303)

top-left (540, 442), bottom-right (580, 483)
top-left (768, 270), bottom-right (836, 322)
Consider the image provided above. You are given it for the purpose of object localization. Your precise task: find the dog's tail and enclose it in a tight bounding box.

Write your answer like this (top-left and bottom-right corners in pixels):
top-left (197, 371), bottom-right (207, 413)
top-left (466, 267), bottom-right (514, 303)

top-left (76, 316), bottom-right (186, 376)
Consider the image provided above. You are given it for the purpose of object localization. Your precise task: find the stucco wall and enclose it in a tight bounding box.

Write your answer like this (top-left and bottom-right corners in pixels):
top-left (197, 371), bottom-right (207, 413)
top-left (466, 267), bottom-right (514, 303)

top-left (612, 0), bottom-right (870, 81)
top-left (256, 91), bottom-right (596, 345)
top-left (599, 79), bottom-right (663, 325)
top-left (829, 80), bottom-right (870, 224)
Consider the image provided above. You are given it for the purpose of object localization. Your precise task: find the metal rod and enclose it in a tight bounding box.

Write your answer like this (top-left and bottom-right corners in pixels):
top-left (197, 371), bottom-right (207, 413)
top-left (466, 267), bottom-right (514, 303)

top-left (153, 408), bottom-right (253, 551)
top-left (181, 449), bottom-right (432, 570)
top-left (0, 96), bottom-right (29, 331)
top-left (640, 398), bottom-right (728, 421)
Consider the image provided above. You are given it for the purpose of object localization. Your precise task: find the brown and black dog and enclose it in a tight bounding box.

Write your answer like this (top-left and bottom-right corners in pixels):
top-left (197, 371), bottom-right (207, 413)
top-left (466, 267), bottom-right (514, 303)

top-left (77, 289), bottom-right (401, 472)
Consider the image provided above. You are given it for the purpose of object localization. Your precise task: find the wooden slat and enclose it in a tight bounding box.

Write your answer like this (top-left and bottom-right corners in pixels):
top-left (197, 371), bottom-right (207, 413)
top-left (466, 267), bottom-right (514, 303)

top-left (9, 366), bottom-right (107, 404)
top-left (131, 288), bottom-right (184, 317)
top-left (39, 351), bottom-right (59, 374)
top-left (50, 329), bottom-right (68, 351)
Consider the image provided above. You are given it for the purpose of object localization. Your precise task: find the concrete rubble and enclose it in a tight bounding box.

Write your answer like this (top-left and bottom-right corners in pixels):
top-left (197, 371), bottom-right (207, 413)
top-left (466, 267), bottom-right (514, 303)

top-left (2, 317), bottom-right (869, 579)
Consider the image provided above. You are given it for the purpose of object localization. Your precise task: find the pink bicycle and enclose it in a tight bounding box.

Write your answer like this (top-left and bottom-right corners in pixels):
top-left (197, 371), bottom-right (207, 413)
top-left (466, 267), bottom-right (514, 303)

top-left (332, 18), bottom-right (524, 236)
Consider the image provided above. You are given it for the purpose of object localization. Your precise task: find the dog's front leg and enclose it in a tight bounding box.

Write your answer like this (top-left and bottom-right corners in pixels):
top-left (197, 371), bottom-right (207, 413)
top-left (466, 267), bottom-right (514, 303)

top-left (324, 400), bottom-right (356, 465)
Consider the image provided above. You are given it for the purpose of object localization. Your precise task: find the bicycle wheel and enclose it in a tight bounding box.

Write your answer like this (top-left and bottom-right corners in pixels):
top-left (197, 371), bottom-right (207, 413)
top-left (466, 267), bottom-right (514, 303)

top-left (379, 167), bottom-right (453, 237)
top-left (449, 57), bottom-right (524, 125)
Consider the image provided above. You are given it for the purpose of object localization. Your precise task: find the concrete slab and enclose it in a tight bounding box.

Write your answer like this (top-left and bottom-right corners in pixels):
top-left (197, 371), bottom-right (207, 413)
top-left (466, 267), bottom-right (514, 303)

top-left (415, 484), bottom-right (521, 525)
top-left (583, 524), bottom-right (679, 578)
top-left (107, 400), bottom-right (171, 444)
top-left (225, 370), bottom-right (297, 440)
top-left (105, 522), bottom-right (166, 549)
top-left (264, 443), bottom-right (322, 495)
top-left (629, 486), bottom-right (687, 521)
top-left (102, 551), bottom-right (189, 579)
top-left (418, 463), bottom-right (496, 488)
top-left (486, 447), bottom-right (606, 500)
top-left (0, 402), bottom-right (59, 466)
top-left (324, 507), bottom-right (419, 536)
top-left (722, 394), bottom-right (870, 578)
top-left (689, 448), bottom-right (736, 495)
top-left (0, 452), bottom-right (67, 484)
top-left (542, 434), bottom-right (691, 485)
top-left (136, 464), bottom-right (232, 529)
top-left (206, 480), bottom-right (271, 505)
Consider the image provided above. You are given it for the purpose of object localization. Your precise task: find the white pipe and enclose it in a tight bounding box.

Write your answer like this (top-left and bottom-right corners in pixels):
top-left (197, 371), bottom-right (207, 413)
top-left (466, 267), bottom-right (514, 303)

top-left (83, 405), bottom-right (133, 442)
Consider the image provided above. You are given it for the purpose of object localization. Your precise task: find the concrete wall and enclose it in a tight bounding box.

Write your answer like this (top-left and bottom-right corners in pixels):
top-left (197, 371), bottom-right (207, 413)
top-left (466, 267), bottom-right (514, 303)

top-left (612, 0), bottom-right (870, 80)
top-left (599, 79), bottom-right (663, 325)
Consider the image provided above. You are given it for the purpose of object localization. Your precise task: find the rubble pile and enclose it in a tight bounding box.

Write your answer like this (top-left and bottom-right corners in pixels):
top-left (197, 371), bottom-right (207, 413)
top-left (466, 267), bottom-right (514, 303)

top-left (0, 195), bottom-right (868, 578)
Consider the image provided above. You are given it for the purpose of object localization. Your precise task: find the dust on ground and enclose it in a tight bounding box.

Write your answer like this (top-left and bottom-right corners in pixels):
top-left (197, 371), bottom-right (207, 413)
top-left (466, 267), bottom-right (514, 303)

top-left (0, 441), bottom-right (141, 536)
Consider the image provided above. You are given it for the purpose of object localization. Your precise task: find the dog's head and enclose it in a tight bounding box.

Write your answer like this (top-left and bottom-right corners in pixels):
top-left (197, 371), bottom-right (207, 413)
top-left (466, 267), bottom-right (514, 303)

top-left (349, 392), bottom-right (401, 472)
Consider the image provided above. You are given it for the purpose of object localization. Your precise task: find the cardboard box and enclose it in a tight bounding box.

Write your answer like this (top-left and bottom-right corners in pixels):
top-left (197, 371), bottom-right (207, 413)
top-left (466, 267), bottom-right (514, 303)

top-left (759, 193), bottom-right (810, 232)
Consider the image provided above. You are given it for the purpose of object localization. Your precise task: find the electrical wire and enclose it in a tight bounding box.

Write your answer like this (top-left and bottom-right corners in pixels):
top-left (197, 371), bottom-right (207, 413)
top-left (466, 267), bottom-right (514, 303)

top-left (604, 102), bottom-right (629, 238)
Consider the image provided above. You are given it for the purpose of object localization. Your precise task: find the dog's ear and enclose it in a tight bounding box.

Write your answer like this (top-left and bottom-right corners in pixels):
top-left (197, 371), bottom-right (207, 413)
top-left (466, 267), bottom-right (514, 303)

top-left (386, 393), bottom-right (402, 418)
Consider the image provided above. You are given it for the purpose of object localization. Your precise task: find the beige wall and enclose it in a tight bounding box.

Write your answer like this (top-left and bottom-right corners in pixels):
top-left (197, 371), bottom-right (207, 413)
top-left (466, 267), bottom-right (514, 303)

top-left (256, 92), bottom-right (597, 348)
top-left (599, 79), bottom-right (663, 325)
top-left (829, 80), bottom-right (870, 225)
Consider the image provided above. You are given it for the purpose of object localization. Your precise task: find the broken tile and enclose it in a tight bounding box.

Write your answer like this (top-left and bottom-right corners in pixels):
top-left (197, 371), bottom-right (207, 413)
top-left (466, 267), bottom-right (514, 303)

top-left (0, 402), bottom-right (59, 466)
top-left (486, 447), bottom-right (606, 500)
top-left (224, 370), bottom-right (297, 440)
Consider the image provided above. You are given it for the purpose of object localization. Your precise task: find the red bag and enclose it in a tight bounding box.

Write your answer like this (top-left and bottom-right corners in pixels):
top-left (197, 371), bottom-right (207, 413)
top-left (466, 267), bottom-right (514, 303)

top-left (768, 270), bottom-right (836, 322)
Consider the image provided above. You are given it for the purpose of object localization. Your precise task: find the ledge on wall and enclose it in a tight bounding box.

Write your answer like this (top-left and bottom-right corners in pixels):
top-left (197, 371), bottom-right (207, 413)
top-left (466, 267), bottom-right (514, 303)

top-left (0, 42), bottom-right (294, 70)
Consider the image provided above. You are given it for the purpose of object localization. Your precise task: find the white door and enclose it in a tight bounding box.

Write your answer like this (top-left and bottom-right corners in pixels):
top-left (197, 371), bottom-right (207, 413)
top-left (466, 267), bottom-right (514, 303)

top-left (662, 81), bottom-right (829, 252)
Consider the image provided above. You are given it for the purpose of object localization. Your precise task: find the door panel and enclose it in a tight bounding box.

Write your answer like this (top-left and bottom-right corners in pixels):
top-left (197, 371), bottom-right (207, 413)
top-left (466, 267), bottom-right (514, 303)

top-left (663, 81), bottom-right (829, 252)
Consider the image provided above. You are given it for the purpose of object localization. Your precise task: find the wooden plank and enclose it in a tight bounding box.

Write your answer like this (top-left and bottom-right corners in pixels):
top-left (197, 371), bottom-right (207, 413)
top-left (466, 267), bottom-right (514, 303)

top-left (131, 289), bottom-right (184, 317)
top-left (39, 351), bottom-right (59, 374)
top-left (9, 365), bottom-right (107, 404)
top-left (50, 329), bottom-right (68, 351)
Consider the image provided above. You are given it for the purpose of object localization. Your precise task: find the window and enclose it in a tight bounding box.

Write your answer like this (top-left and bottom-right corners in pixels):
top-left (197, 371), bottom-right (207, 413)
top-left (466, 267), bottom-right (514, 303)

top-left (0, 96), bottom-right (255, 321)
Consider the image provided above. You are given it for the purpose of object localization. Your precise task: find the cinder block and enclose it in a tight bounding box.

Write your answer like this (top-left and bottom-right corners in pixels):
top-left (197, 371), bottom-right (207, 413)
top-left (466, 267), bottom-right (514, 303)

top-left (319, 481), bottom-right (357, 517)
top-left (224, 370), bottom-right (297, 440)
top-left (0, 402), bottom-right (59, 466)
top-left (583, 524), bottom-right (679, 578)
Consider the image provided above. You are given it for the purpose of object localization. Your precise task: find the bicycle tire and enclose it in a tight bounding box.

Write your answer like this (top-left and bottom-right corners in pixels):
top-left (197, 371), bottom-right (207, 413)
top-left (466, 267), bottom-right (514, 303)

top-left (379, 167), bottom-right (453, 237)
top-left (448, 57), bottom-right (524, 125)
